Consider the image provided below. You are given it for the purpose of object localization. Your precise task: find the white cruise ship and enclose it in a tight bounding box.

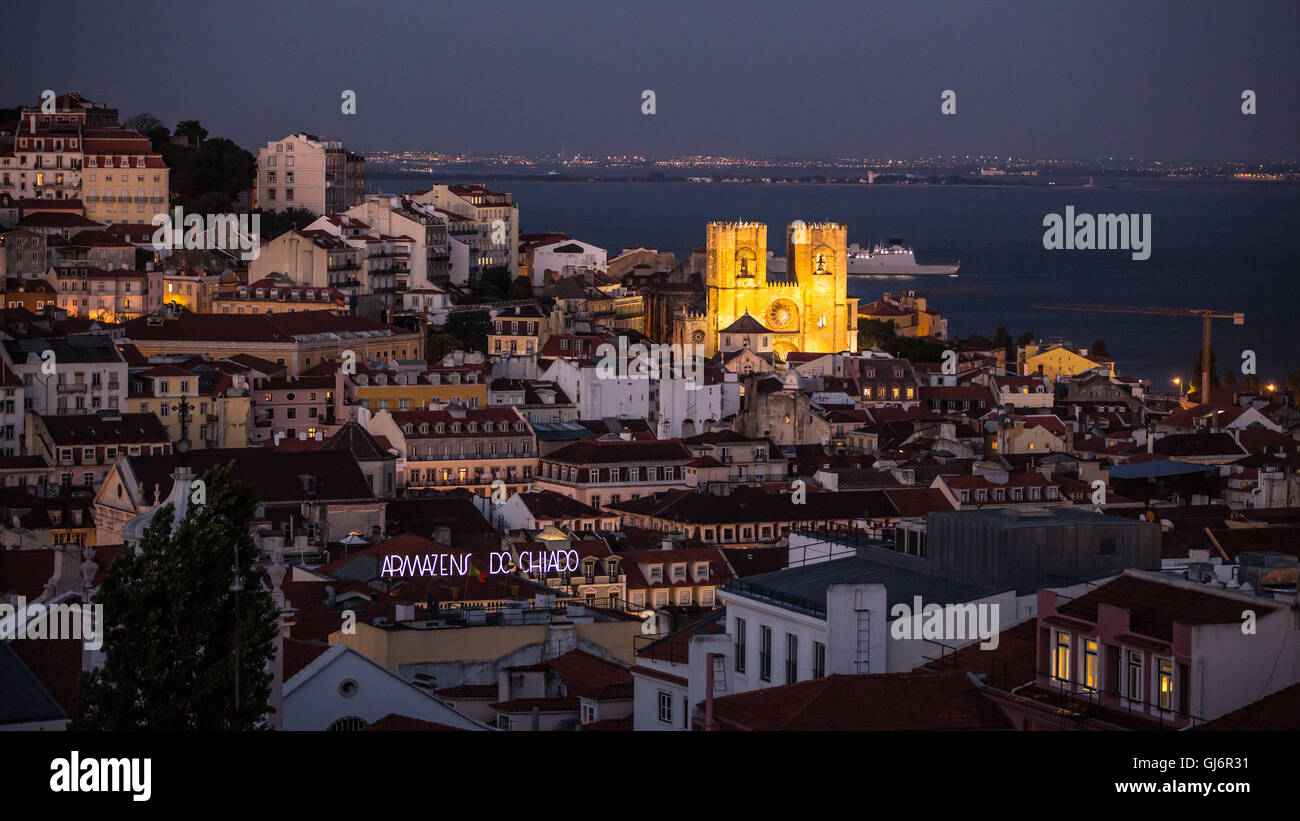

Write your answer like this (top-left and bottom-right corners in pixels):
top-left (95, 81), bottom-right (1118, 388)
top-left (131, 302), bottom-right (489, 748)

top-left (766, 240), bottom-right (959, 277)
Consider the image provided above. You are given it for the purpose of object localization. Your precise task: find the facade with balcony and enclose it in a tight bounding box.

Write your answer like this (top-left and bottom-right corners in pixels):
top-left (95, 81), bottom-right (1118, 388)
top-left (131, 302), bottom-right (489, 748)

top-left (535, 438), bottom-right (693, 508)
top-left (214, 278), bottom-right (349, 316)
top-left (53, 265), bottom-right (148, 322)
top-left (368, 405), bottom-right (536, 496)
top-left (982, 572), bottom-right (1300, 730)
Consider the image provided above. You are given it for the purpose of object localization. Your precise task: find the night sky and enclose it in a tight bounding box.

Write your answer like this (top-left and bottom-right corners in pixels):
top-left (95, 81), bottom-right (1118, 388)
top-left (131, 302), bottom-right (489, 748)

top-left (4, 0), bottom-right (1297, 160)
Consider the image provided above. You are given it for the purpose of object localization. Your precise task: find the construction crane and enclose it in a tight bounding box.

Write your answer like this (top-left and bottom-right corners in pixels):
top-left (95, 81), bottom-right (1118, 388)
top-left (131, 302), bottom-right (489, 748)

top-left (1030, 303), bottom-right (1244, 399)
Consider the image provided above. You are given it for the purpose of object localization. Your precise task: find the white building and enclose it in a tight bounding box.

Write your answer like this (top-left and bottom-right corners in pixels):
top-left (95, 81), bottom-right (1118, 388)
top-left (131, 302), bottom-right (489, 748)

top-left (413, 184), bottom-right (519, 280)
top-left (342, 196), bottom-right (451, 287)
top-left (2, 336), bottom-right (127, 416)
top-left (282, 642), bottom-right (487, 731)
top-left (526, 237), bottom-right (606, 287)
top-left (255, 133), bottom-right (365, 217)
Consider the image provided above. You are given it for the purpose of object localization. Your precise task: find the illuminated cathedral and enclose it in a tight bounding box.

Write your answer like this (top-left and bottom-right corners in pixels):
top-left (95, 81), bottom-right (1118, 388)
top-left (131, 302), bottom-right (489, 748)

top-left (694, 220), bottom-right (859, 360)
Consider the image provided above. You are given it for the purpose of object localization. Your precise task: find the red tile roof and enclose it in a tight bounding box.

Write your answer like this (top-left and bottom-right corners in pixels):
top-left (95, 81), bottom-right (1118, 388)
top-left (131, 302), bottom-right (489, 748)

top-left (1057, 574), bottom-right (1277, 641)
top-left (361, 713), bottom-right (471, 731)
top-left (705, 672), bottom-right (1013, 730)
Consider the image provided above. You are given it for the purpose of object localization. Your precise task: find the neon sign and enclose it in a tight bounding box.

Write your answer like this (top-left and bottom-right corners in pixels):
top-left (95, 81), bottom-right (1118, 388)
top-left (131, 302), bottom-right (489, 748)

top-left (378, 550), bottom-right (579, 579)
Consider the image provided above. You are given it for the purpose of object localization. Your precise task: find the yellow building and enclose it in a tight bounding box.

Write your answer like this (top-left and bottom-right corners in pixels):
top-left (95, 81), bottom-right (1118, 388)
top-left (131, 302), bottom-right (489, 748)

top-left (126, 364), bottom-right (250, 448)
top-left (121, 311), bottom-right (424, 377)
top-left (703, 221), bottom-right (858, 360)
top-left (859, 291), bottom-right (946, 339)
top-left (161, 266), bottom-right (226, 313)
top-left (1021, 343), bottom-right (1115, 381)
top-left (355, 376), bottom-right (489, 414)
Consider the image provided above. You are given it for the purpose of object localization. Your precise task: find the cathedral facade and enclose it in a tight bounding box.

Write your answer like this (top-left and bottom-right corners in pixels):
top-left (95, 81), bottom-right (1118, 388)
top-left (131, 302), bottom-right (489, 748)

top-left (701, 221), bottom-right (859, 360)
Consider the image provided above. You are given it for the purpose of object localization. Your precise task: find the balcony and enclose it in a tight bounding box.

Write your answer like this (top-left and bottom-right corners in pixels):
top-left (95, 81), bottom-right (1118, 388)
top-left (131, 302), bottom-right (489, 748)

top-left (328, 261), bottom-right (361, 272)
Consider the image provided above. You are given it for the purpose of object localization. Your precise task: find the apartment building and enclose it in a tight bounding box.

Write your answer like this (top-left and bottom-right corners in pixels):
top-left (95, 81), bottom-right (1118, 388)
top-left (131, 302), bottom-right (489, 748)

top-left (247, 229), bottom-right (364, 291)
top-left (369, 405), bottom-right (536, 495)
top-left (352, 363), bottom-right (489, 414)
top-left (26, 411), bottom-right (171, 491)
top-left (80, 127), bottom-right (169, 224)
top-left (255, 133), bottom-right (365, 216)
top-left (536, 438), bottom-right (693, 508)
top-left (51, 265), bottom-right (148, 321)
top-left (3, 335), bottom-right (127, 415)
top-left (121, 310), bottom-right (423, 376)
top-left (342, 197), bottom-right (450, 287)
top-left (249, 371), bottom-right (350, 444)
top-left (303, 214), bottom-right (410, 309)
top-left (125, 362), bottom-right (250, 449)
top-left (213, 277), bottom-right (349, 315)
top-left (488, 305), bottom-right (549, 356)
top-left (413, 184), bottom-right (519, 279)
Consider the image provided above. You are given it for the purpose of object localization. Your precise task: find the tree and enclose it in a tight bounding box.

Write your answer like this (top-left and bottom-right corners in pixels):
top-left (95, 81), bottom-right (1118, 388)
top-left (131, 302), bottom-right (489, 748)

top-left (1090, 339), bottom-right (1110, 357)
top-left (481, 266), bottom-right (511, 295)
top-left (1015, 331), bottom-right (1035, 347)
top-left (256, 207), bottom-right (318, 241)
top-left (146, 124), bottom-right (172, 153)
top-left (507, 276), bottom-right (533, 300)
top-left (442, 310), bottom-right (492, 352)
top-left (858, 318), bottom-right (896, 350)
top-left (992, 325), bottom-right (1013, 361)
top-left (70, 464), bottom-right (278, 730)
top-left (173, 119), bottom-right (208, 144)
top-left (123, 112), bottom-right (164, 136)
top-left (426, 333), bottom-right (462, 364)
top-left (1189, 347), bottom-right (1220, 394)
top-left (886, 335), bottom-right (948, 363)
top-left (1286, 369), bottom-right (1300, 407)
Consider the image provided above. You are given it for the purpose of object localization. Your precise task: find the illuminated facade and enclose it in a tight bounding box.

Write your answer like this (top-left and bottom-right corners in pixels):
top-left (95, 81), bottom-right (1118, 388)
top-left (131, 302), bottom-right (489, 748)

top-left (703, 221), bottom-right (858, 360)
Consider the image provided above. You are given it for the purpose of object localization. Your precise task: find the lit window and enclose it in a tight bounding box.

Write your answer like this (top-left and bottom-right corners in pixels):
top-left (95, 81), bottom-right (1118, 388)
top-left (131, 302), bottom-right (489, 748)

top-left (1157, 658), bottom-right (1174, 710)
top-left (1053, 631), bottom-right (1070, 682)
top-left (1082, 639), bottom-right (1099, 691)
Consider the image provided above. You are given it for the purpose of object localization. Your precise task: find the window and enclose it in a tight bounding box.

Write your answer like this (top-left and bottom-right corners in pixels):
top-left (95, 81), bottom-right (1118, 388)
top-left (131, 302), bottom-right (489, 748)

top-left (1083, 639), bottom-right (1099, 692)
top-left (496, 715), bottom-right (511, 730)
top-left (785, 633), bottom-right (798, 684)
top-left (1126, 650), bottom-right (1144, 704)
top-left (813, 642), bottom-right (826, 678)
top-left (1053, 631), bottom-right (1071, 682)
top-left (734, 617), bottom-right (747, 672)
top-left (1157, 658), bottom-right (1174, 710)
top-left (658, 691), bottom-right (673, 723)
top-left (759, 626), bottom-right (772, 681)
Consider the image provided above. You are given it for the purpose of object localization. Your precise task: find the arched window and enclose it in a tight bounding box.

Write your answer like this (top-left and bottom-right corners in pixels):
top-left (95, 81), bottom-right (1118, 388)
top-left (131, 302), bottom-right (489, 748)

top-left (326, 716), bottom-right (367, 731)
